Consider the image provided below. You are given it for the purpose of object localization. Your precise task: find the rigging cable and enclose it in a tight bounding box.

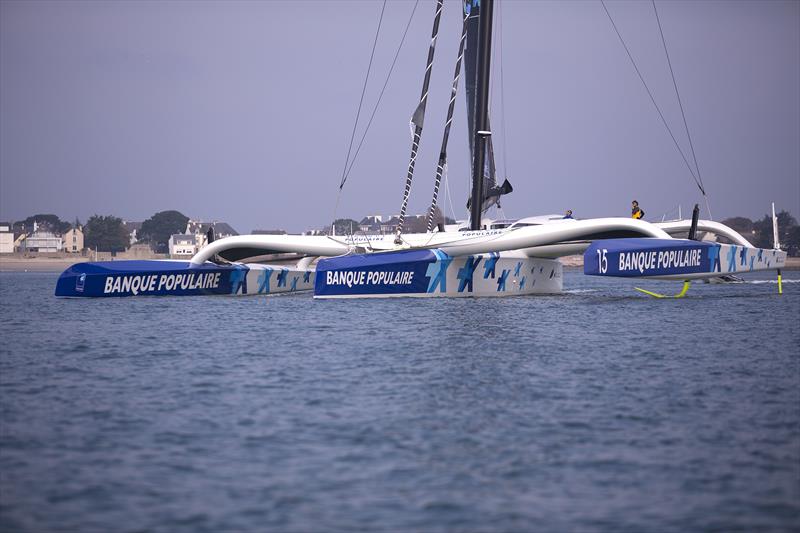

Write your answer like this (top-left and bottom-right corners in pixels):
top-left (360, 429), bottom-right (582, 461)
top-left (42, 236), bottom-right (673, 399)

top-left (652, 0), bottom-right (712, 219)
top-left (600, 0), bottom-right (707, 202)
top-left (338, 0), bottom-right (386, 191)
top-left (498, 0), bottom-right (509, 185)
top-left (342, 0), bottom-right (420, 184)
top-left (330, 0), bottom-right (387, 234)
top-left (485, 1), bottom-right (500, 221)
top-left (493, 0), bottom-right (509, 222)
top-left (443, 163), bottom-right (458, 225)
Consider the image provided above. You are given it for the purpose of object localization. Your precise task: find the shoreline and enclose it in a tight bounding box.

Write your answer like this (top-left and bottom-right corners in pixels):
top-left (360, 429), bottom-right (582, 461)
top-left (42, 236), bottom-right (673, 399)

top-left (0, 258), bottom-right (91, 272)
top-left (2, 256), bottom-right (799, 273)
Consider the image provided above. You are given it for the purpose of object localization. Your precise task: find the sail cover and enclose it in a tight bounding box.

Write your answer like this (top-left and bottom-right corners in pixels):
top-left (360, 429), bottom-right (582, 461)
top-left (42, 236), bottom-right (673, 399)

top-left (464, 0), bottom-right (512, 213)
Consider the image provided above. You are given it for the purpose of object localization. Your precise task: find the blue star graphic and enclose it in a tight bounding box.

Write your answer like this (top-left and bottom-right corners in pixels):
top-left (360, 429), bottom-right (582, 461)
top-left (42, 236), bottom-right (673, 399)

top-left (426, 250), bottom-right (452, 293)
top-left (708, 245), bottom-right (721, 272)
top-left (230, 269), bottom-right (247, 294)
top-left (497, 269), bottom-right (510, 291)
top-left (457, 256), bottom-right (482, 292)
top-left (483, 253), bottom-right (499, 279)
top-left (277, 268), bottom-right (289, 287)
top-left (257, 268), bottom-right (273, 293)
top-left (727, 245), bottom-right (737, 272)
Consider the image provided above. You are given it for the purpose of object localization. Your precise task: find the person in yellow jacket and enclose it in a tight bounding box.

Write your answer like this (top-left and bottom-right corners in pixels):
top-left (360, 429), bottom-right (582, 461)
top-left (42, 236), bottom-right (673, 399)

top-left (631, 200), bottom-right (645, 219)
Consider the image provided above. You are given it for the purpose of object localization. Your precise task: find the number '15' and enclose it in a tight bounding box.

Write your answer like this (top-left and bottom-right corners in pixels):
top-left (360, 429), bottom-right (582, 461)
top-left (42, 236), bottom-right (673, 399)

top-left (596, 249), bottom-right (608, 273)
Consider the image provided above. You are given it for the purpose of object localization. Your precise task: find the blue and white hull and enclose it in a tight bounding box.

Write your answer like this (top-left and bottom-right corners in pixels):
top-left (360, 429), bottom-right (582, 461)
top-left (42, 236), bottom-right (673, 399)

top-left (54, 260), bottom-right (315, 298)
top-left (584, 238), bottom-right (787, 280)
top-left (314, 249), bottom-right (562, 298)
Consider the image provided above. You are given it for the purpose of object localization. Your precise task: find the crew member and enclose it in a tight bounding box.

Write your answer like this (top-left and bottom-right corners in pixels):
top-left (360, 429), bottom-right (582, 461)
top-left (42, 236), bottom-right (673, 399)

top-left (631, 200), bottom-right (645, 220)
top-left (563, 209), bottom-right (574, 219)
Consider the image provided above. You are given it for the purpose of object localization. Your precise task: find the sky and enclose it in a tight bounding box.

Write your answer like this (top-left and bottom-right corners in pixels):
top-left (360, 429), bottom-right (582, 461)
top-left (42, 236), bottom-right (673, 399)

top-left (1, 0), bottom-right (798, 234)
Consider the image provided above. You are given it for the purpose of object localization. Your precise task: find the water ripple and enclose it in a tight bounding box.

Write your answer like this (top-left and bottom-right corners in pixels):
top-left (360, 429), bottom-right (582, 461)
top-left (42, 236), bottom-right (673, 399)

top-left (0, 271), bottom-right (798, 532)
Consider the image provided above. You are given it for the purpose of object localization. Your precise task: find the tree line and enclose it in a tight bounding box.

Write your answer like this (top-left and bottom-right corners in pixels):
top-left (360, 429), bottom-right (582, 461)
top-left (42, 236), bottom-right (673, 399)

top-left (13, 211), bottom-right (189, 252)
top-left (721, 210), bottom-right (799, 256)
top-left (11, 209), bottom-right (800, 255)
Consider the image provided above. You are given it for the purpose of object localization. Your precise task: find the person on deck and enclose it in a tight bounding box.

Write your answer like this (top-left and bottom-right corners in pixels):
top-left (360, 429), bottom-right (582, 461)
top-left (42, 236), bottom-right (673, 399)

top-left (563, 209), bottom-right (574, 219)
top-left (631, 200), bottom-right (645, 220)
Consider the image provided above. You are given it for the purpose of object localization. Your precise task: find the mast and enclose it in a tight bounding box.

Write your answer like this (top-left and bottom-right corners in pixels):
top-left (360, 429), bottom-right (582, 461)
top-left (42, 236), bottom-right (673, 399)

top-left (469, 0), bottom-right (494, 230)
top-left (464, 1), bottom-right (495, 193)
top-left (395, 0), bottom-right (444, 244)
top-left (425, 8), bottom-right (470, 232)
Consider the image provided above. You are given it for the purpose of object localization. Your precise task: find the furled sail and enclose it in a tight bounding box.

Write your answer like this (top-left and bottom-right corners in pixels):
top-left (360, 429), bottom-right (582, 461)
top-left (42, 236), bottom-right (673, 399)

top-left (394, 0), bottom-right (445, 243)
top-left (425, 6), bottom-right (470, 232)
top-left (464, 0), bottom-right (512, 214)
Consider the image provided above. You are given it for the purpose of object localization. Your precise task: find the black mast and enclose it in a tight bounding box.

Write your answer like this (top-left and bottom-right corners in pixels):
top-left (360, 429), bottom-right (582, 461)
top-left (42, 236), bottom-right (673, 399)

top-left (464, 1), bottom-right (495, 197)
top-left (469, 0), bottom-right (494, 230)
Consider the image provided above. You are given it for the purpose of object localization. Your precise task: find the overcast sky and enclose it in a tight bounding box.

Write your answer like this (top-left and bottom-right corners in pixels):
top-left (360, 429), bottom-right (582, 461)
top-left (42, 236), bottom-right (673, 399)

top-left (1, 0), bottom-right (798, 233)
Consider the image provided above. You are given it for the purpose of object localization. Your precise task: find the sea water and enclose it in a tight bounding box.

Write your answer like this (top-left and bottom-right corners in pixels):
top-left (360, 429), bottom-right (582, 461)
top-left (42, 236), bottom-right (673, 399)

top-left (1, 271), bottom-right (798, 532)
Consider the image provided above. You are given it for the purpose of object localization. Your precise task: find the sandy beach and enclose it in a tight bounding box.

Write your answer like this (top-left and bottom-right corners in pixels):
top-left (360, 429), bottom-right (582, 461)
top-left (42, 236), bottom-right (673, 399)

top-left (0, 257), bottom-right (90, 272)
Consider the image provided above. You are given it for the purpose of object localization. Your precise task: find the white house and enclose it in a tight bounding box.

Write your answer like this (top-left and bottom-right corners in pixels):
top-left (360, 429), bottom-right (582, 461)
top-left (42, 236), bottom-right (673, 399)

top-left (0, 223), bottom-right (13, 254)
top-left (22, 229), bottom-right (62, 252)
top-left (168, 234), bottom-right (197, 257)
top-left (185, 220), bottom-right (238, 249)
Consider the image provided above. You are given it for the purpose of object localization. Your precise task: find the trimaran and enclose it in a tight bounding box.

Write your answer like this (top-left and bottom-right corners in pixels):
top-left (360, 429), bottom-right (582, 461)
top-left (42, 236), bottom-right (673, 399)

top-left (56, 0), bottom-right (787, 299)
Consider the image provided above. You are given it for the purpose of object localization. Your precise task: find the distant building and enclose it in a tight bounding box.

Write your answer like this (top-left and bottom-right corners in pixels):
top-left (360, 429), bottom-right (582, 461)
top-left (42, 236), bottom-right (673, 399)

top-left (62, 227), bottom-right (84, 253)
top-left (0, 223), bottom-right (13, 254)
top-left (252, 229), bottom-right (287, 235)
top-left (185, 220), bottom-right (238, 249)
top-left (359, 215), bottom-right (383, 234)
top-left (402, 214), bottom-right (428, 233)
top-left (381, 216), bottom-right (402, 235)
top-left (13, 233), bottom-right (26, 252)
top-left (311, 213), bottom-right (440, 236)
top-left (123, 221), bottom-right (143, 246)
top-left (168, 234), bottom-right (197, 258)
top-left (21, 229), bottom-right (63, 253)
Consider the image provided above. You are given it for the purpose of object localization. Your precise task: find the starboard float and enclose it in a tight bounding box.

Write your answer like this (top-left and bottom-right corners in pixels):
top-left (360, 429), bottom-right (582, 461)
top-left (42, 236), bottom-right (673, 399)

top-left (584, 238), bottom-right (787, 281)
top-left (55, 260), bottom-right (314, 298)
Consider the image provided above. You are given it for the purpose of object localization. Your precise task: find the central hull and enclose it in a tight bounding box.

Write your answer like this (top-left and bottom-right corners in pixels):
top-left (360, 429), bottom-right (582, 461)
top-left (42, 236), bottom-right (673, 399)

top-left (314, 249), bottom-right (562, 298)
